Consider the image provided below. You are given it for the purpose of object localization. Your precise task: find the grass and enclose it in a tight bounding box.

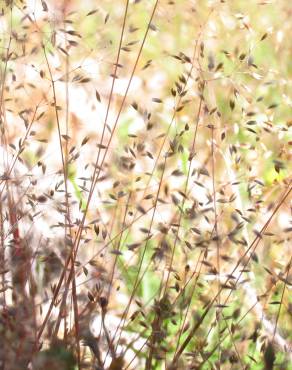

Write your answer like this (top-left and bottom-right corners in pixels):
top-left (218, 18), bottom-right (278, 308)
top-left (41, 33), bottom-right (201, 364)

top-left (0, 0), bottom-right (291, 369)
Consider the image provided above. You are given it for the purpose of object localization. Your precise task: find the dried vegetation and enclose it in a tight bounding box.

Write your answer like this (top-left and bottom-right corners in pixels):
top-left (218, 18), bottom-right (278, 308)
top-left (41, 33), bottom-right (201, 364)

top-left (0, 0), bottom-right (291, 369)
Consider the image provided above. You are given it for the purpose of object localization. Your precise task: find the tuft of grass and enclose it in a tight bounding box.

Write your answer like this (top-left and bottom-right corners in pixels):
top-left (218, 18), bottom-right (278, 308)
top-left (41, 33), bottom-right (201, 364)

top-left (0, 1), bottom-right (291, 369)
